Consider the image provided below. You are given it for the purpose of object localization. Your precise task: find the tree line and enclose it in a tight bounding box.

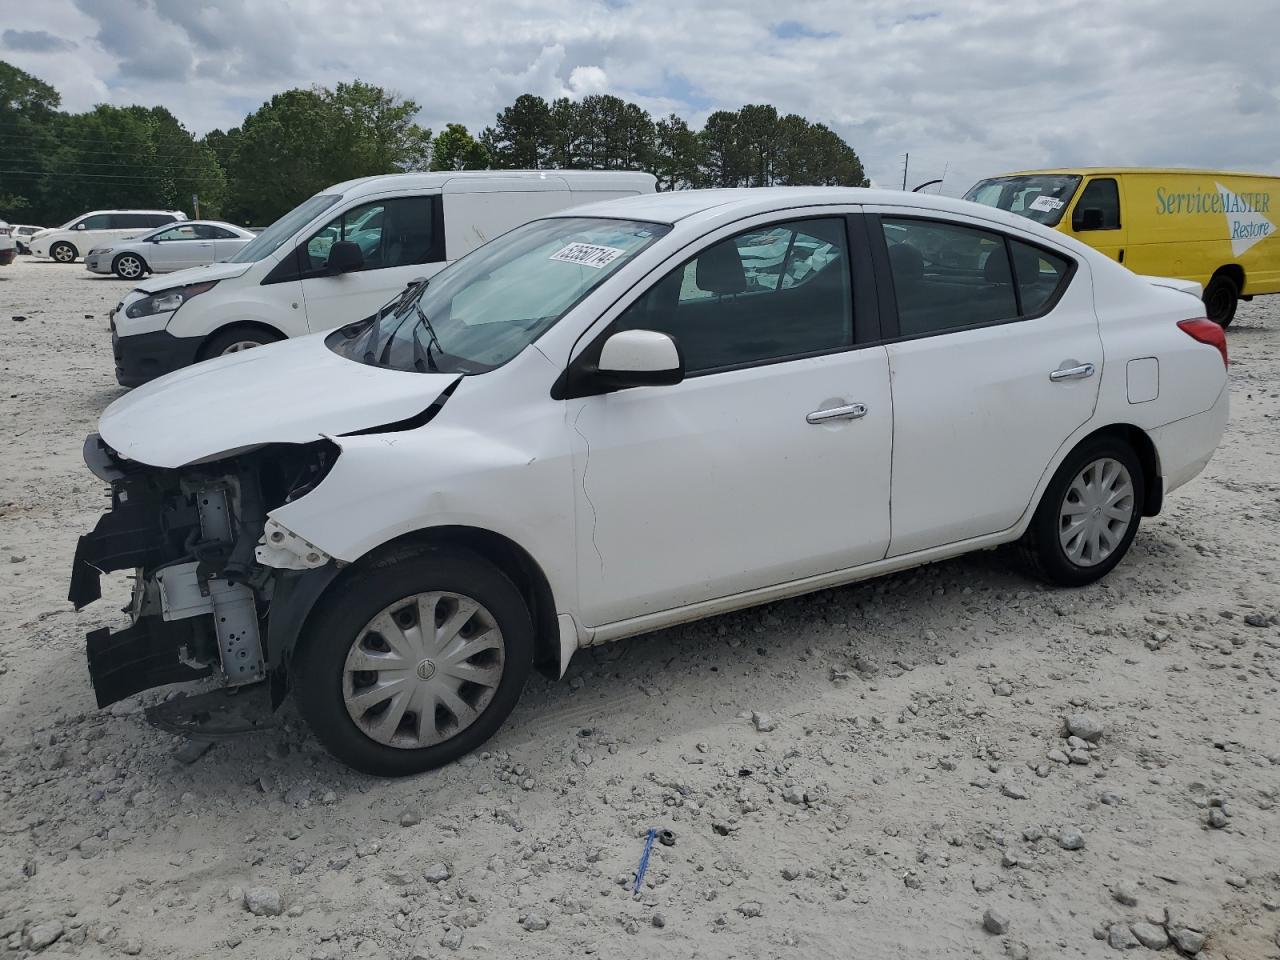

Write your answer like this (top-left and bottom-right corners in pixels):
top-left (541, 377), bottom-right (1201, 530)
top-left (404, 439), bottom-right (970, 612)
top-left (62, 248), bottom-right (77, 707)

top-left (1, 61), bottom-right (867, 228)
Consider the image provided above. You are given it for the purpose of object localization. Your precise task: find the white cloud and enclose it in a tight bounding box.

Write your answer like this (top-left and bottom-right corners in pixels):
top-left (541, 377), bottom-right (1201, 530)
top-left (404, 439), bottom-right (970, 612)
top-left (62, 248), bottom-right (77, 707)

top-left (3, 0), bottom-right (1278, 193)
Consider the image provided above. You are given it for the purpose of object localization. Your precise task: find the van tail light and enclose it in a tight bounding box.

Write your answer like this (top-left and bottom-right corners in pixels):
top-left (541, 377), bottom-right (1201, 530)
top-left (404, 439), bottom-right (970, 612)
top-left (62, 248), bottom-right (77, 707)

top-left (1177, 318), bottom-right (1229, 368)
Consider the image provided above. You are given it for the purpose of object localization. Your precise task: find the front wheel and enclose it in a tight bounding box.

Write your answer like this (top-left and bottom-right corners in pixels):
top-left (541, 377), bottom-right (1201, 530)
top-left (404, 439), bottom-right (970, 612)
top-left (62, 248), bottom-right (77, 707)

top-left (51, 241), bottom-right (77, 264)
top-left (112, 253), bottom-right (147, 280)
top-left (292, 548), bottom-right (533, 776)
top-left (1017, 437), bottom-right (1145, 587)
top-left (200, 326), bottom-right (284, 359)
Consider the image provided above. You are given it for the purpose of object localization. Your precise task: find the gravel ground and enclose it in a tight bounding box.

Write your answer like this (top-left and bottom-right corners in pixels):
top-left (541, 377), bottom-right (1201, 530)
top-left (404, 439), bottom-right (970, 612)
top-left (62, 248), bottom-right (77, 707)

top-left (0, 255), bottom-right (1278, 959)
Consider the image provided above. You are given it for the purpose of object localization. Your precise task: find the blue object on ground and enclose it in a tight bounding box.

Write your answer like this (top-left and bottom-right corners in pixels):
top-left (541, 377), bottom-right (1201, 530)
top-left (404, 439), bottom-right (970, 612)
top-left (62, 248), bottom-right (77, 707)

top-left (633, 828), bottom-right (657, 895)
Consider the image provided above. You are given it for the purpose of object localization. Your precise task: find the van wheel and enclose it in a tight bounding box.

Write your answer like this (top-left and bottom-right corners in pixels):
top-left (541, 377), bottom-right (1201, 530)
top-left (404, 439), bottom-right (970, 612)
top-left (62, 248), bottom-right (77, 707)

top-left (200, 326), bottom-right (284, 359)
top-left (112, 253), bottom-right (147, 280)
top-left (51, 242), bottom-right (77, 264)
top-left (1016, 436), bottom-right (1145, 587)
top-left (292, 547), bottom-right (533, 776)
top-left (1203, 274), bottom-right (1238, 328)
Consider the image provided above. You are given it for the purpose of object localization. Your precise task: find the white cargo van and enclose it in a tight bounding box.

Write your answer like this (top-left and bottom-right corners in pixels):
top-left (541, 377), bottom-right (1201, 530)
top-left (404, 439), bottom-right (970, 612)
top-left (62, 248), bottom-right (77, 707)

top-left (109, 171), bottom-right (657, 386)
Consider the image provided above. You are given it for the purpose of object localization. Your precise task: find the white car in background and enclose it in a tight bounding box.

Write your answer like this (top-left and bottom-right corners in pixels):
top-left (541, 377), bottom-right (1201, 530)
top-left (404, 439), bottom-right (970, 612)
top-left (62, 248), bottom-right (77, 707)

top-left (70, 187), bottom-right (1229, 776)
top-left (28, 210), bottom-right (187, 264)
top-left (85, 220), bottom-right (256, 279)
top-left (13, 225), bottom-right (47, 254)
top-left (0, 221), bottom-right (15, 266)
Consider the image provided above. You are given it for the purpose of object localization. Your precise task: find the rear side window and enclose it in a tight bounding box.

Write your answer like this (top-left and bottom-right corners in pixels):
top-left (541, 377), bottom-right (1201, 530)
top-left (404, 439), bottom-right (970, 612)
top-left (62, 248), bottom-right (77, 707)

top-left (148, 214), bottom-right (178, 227)
top-left (1010, 240), bottom-right (1071, 314)
top-left (615, 217), bottom-right (852, 374)
top-left (881, 218), bottom-right (1071, 337)
top-left (1072, 179), bottom-right (1120, 230)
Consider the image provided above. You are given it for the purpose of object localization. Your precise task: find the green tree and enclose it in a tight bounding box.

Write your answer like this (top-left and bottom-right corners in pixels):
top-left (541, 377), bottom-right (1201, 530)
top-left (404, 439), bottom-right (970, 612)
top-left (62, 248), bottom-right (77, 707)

top-left (226, 82), bottom-right (431, 224)
top-left (698, 110), bottom-right (746, 187)
top-left (39, 105), bottom-right (225, 223)
top-left (652, 114), bottom-right (703, 190)
top-left (481, 94), bottom-right (553, 168)
top-left (430, 123), bottom-right (488, 170)
top-left (0, 61), bottom-right (62, 218)
top-left (736, 104), bottom-right (781, 186)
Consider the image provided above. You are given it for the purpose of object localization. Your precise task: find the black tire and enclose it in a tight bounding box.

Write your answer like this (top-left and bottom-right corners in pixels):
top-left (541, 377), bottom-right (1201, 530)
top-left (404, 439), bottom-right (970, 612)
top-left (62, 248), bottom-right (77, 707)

top-left (200, 325), bottom-right (284, 359)
top-left (1017, 436), bottom-right (1145, 587)
top-left (51, 241), bottom-right (77, 264)
top-left (292, 547), bottom-right (534, 776)
top-left (1203, 273), bottom-right (1238, 328)
top-left (112, 252), bottom-right (148, 280)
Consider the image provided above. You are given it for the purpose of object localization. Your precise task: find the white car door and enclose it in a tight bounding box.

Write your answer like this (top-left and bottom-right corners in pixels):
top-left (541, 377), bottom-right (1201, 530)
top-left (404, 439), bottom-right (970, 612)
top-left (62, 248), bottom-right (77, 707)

top-left (74, 213), bottom-right (113, 254)
top-left (298, 196), bottom-right (444, 331)
top-left (869, 211), bottom-right (1102, 556)
top-left (566, 214), bottom-right (893, 628)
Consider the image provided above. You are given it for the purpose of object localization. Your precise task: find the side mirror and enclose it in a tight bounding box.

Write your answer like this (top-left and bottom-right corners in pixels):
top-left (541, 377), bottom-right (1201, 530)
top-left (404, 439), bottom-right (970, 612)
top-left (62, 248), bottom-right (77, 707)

top-left (327, 240), bottom-right (364, 274)
top-left (593, 330), bottom-right (684, 390)
top-left (76, 223), bottom-right (86, 230)
top-left (1074, 207), bottom-right (1105, 231)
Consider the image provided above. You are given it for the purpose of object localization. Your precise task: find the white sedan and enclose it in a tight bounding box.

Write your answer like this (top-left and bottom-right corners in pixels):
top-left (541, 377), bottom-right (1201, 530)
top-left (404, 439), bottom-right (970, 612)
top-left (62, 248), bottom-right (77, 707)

top-left (70, 188), bottom-right (1229, 776)
top-left (84, 220), bottom-right (256, 279)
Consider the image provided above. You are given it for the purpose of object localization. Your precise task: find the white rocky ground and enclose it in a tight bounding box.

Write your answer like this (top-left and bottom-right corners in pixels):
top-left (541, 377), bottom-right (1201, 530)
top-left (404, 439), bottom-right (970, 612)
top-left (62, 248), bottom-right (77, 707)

top-left (0, 255), bottom-right (1277, 960)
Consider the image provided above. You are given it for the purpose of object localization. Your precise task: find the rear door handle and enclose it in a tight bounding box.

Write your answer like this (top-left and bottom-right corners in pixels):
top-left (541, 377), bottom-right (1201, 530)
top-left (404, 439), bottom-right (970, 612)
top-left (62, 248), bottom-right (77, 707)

top-left (1050, 362), bottom-right (1095, 382)
top-left (807, 403), bottom-right (867, 424)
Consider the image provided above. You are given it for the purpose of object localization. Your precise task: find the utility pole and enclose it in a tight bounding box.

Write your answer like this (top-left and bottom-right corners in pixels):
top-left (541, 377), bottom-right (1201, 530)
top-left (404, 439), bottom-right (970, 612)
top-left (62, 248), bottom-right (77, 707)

top-left (192, 193), bottom-right (200, 219)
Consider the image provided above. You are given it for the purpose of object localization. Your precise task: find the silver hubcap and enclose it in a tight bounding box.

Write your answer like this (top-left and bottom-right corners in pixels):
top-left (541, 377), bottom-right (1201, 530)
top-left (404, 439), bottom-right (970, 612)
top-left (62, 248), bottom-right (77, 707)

top-left (343, 591), bottom-right (505, 749)
top-left (220, 340), bottom-right (262, 355)
top-left (54, 246), bottom-right (73, 262)
top-left (1059, 457), bottom-right (1134, 567)
top-left (118, 257), bottom-right (141, 278)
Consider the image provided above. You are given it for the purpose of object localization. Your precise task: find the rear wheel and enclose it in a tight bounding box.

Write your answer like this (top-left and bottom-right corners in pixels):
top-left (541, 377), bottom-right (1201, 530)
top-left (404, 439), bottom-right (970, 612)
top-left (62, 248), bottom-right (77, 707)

top-left (1017, 436), bottom-right (1145, 587)
top-left (51, 241), bottom-right (77, 264)
top-left (1203, 273), bottom-right (1238, 328)
top-left (112, 253), bottom-right (147, 280)
top-left (292, 547), bottom-right (533, 776)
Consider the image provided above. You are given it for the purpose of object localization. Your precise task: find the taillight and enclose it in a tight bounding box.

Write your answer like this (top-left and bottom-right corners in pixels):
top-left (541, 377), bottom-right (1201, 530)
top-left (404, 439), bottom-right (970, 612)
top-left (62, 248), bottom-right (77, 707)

top-left (1178, 318), bottom-right (1229, 368)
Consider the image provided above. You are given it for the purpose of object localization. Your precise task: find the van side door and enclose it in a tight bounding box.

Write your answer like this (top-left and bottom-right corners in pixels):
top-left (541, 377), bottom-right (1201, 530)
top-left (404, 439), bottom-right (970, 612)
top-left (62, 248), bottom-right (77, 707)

top-left (1065, 176), bottom-right (1129, 265)
top-left (295, 195), bottom-right (446, 332)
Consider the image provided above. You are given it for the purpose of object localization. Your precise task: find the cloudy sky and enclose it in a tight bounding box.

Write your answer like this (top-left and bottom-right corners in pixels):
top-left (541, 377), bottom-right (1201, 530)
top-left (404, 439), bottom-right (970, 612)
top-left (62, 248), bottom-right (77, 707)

top-left (4, 0), bottom-right (1278, 194)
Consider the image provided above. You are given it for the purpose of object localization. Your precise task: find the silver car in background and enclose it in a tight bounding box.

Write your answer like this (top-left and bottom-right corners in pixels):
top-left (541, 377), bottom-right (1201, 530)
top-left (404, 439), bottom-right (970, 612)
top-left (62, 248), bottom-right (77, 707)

top-left (85, 220), bottom-right (256, 279)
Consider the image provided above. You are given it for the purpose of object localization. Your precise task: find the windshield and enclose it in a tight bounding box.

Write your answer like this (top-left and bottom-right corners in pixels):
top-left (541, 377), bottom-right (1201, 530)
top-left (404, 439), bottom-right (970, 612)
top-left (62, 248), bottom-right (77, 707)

top-left (329, 217), bottom-right (670, 374)
top-left (228, 193), bottom-right (343, 263)
top-left (964, 174), bottom-right (1082, 226)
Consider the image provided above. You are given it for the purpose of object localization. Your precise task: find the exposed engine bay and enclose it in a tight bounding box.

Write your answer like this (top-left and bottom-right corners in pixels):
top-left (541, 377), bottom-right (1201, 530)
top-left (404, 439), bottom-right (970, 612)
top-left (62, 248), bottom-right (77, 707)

top-left (68, 434), bottom-right (340, 710)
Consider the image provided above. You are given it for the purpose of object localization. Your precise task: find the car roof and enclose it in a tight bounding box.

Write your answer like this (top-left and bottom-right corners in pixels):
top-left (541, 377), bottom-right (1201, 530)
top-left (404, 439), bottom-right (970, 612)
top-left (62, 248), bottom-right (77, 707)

top-left (328, 169), bottom-right (657, 199)
top-left (558, 186), bottom-right (1059, 233)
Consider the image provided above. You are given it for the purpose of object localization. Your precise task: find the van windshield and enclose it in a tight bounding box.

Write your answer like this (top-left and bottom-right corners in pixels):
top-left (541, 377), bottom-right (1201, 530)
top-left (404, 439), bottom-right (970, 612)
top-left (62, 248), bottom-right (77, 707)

top-left (228, 194), bottom-right (343, 263)
top-left (964, 174), bottom-right (1082, 227)
top-left (328, 217), bottom-right (669, 374)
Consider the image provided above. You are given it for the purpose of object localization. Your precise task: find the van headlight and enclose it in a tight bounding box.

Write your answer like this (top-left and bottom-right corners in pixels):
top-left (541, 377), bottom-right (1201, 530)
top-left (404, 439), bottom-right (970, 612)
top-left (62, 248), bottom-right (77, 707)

top-left (125, 281), bottom-right (219, 319)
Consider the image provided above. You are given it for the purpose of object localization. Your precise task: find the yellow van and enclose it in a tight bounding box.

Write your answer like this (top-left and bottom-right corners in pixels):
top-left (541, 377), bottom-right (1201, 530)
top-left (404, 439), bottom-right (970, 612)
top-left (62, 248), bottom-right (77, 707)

top-left (964, 168), bottom-right (1280, 326)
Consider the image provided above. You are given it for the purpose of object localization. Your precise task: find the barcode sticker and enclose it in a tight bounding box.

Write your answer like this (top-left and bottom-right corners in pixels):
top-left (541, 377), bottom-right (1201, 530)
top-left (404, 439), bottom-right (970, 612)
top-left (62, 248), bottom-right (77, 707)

top-left (1028, 195), bottom-right (1064, 212)
top-left (549, 242), bottom-right (625, 268)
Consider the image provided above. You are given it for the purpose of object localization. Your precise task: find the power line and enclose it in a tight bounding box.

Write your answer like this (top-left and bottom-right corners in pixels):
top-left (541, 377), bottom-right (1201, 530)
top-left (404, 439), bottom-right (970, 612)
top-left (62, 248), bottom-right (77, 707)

top-left (0, 167), bottom-right (223, 182)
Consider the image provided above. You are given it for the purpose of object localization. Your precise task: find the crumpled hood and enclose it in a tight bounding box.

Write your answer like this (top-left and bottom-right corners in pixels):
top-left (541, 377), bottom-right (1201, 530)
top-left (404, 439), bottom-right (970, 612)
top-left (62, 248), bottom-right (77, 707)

top-left (99, 333), bottom-right (459, 468)
top-left (133, 258), bottom-right (256, 293)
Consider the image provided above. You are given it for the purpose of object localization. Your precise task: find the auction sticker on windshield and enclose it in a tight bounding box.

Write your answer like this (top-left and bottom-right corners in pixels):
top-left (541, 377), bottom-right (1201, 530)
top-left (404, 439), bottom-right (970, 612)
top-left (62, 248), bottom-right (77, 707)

top-left (1029, 195), bottom-right (1064, 212)
top-left (549, 242), bottom-right (626, 268)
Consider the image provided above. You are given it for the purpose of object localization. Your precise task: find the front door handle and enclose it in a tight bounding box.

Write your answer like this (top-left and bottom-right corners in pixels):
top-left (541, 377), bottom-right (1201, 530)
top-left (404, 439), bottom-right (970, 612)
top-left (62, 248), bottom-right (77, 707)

top-left (1050, 362), bottom-right (1095, 382)
top-left (807, 403), bottom-right (867, 424)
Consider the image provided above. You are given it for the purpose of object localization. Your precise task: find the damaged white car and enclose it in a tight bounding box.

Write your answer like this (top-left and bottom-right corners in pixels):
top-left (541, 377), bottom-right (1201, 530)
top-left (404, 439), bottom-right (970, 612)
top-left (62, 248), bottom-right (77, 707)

top-left (70, 188), bottom-right (1229, 776)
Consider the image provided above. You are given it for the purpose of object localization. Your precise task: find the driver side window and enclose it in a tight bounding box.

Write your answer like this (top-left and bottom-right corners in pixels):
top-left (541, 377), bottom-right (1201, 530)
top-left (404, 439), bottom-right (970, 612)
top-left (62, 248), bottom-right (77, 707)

top-left (615, 218), bottom-right (853, 374)
top-left (302, 197), bottom-right (438, 274)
